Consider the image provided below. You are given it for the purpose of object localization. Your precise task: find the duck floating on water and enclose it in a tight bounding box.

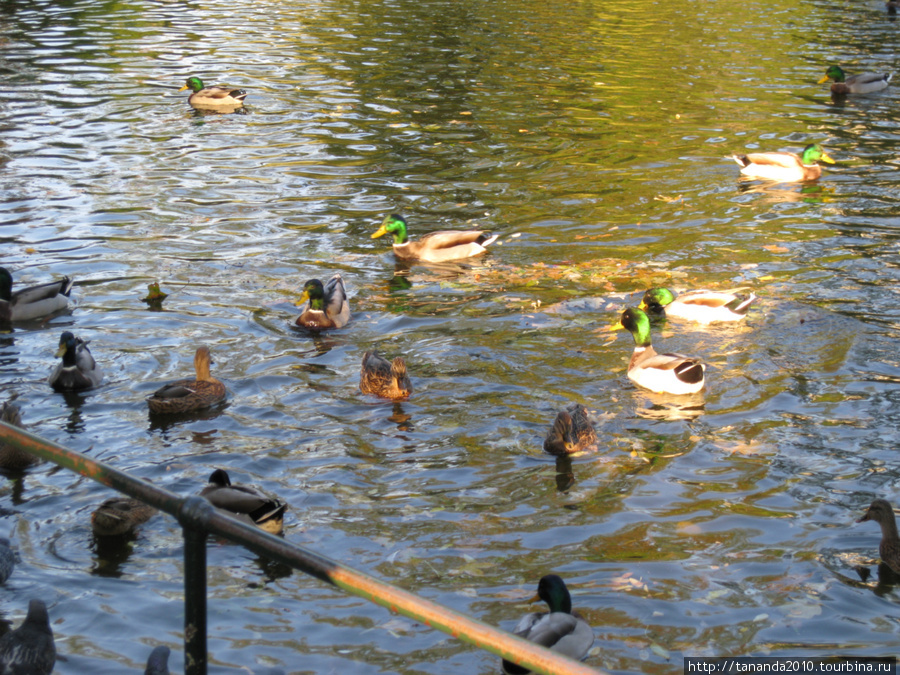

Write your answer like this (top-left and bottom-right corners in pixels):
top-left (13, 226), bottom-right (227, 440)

top-left (856, 499), bottom-right (900, 576)
top-left (200, 469), bottom-right (287, 535)
top-left (372, 214), bottom-right (498, 263)
top-left (359, 351), bottom-right (413, 400)
top-left (178, 76), bottom-right (247, 108)
top-left (0, 266), bottom-right (72, 325)
top-left (294, 274), bottom-right (350, 331)
top-left (639, 287), bottom-right (757, 324)
top-left (818, 65), bottom-right (892, 95)
top-left (731, 144), bottom-right (834, 183)
top-left (48, 331), bottom-right (102, 391)
top-left (147, 346), bottom-right (226, 414)
top-left (543, 404), bottom-right (597, 455)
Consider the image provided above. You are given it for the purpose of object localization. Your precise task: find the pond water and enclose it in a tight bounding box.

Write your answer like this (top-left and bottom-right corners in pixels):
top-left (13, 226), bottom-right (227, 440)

top-left (2, 0), bottom-right (900, 672)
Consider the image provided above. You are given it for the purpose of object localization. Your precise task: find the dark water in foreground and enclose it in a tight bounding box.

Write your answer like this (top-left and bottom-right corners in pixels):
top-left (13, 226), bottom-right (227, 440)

top-left (3, 0), bottom-right (900, 672)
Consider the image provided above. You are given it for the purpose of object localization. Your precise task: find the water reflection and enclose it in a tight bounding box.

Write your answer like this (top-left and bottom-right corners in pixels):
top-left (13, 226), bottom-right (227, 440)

top-left (91, 533), bottom-right (139, 578)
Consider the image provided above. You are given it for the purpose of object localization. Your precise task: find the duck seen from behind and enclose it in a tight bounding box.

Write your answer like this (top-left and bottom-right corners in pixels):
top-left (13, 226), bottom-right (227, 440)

top-left (856, 499), bottom-right (900, 575)
top-left (0, 599), bottom-right (56, 675)
top-left (501, 574), bottom-right (594, 675)
top-left (615, 307), bottom-right (705, 395)
top-left (294, 274), bottom-right (350, 331)
top-left (178, 76), bottom-right (247, 108)
top-left (147, 346), bottom-right (226, 414)
top-left (640, 287), bottom-right (757, 324)
top-left (144, 646), bottom-right (171, 675)
top-left (48, 331), bottom-right (103, 392)
top-left (543, 404), bottom-right (597, 455)
top-left (200, 469), bottom-right (287, 535)
top-left (0, 266), bottom-right (73, 325)
top-left (359, 351), bottom-right (413, 400)
top-left (731, 143), bottom-right (834, 183)
top-left (818, 65), bottom-right (892, 95)
top-left (91, 497), bottom-right (157, 537)
top-left (371, 214), bottom-right (498, 263)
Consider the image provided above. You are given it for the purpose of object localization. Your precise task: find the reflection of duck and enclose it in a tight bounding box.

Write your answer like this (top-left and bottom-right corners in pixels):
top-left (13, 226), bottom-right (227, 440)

top-left (0, 599), bottom-right (55, 675)
top-left (0, 267), bottom-right (72, 324)
top-left (294, 275), bottom-right (350, 331)
top-left (178, 76), bottom-right (247, 107)
top-left (501, 575), bottom-right (594, 675)
top-left (91, 497), bottom-right (157, 537)
top-left (200, 469), bottom-right (287, 535)
top-left (0, 402), bottom-right (40, 470)
top-left (640, 288), bottom-right (756, 324)
top-left (360, 351), bottom-right (412, 400)
top-left (856, 499), bottom-right (900, 575)
top-left (818, 66), bottom-right (892, 95)
top-left (147, 346), bottom-right (226, 414)
top-left (49, 332), bottom-right (103, 391)
top-left (732, 144), bottom-right (834, 182)
top-left (145, 645), bottom-right (171, 675)
top-left (372, 214), bottom-right (498, 263)
top-left (616, 308), bottom-right (705, 395)
top-left (543, 404), bottom-right (596, 455)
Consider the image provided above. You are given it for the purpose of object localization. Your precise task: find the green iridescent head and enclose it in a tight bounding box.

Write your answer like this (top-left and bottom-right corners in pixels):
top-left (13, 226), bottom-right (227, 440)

top-left (619, 307), bottom-right (653, 347)
top-left (535, 574), bottom-right (574, 614)
top-left (298, 279), bottom-right (325, 310)
top-left (372, 214), bottom-right (409, 245)
top-left (800, 143), bottom-right (834, 165)
top-left (639, 288), bottom-right (676, 316)
top-left (819, 65), bottom-right (846, 84)
top-left (179, 77), bottom-right (205, 93)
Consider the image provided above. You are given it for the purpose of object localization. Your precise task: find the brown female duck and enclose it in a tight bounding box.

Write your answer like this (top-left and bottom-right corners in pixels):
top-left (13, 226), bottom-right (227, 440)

top-left (147, 346), bottom-right (226, 414)
top-left (359, 350), bottom-right (412, 400)
top-left (200, 469), bottom-right (286, 535)
top-left (91, 497), bottom-right (157, 537)
top-left (0, 402), bottom-right (40, 470)
top-left (856, 499), bottom-right (900, 575)
top-left (543, 404), bottom-right (597, 455)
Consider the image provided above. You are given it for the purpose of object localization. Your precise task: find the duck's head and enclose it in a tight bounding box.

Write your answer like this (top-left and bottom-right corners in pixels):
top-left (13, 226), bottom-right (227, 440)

top-left (56, 331), bottom-right (77, 358)
top-left (194, 345), bottom-right (213, 380)
top-left (534, 574), bottom-right (574, 614)
top-left (298, 279), bottom-right (326, 310)
top-left (372, 214), bottom-right (409, 244)
top-left (618, 307), bottom-right (653, 347)
top-left (0, 268), bottom-right (12, 301)
top-left (639, 288), bottom-right (675, 315)
top-left (179, 76), bottom-right (205, 93)
top-left (818, 66), bottom-right (846, 84)
top-left (800, 143), bottom-right (834, 166)
top-left (208, 468), bottom-right (232, 488)
top-left (857, 499), bottom-right (896, 526)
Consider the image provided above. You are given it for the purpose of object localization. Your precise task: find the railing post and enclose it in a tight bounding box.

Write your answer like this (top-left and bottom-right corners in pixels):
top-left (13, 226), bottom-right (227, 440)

top-left (180, 497), bottom-right (211, 675)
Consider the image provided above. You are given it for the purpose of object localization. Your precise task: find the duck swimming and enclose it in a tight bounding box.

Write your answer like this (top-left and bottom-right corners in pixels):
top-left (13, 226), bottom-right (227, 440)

top-left (147, 346), bottom-right (226, 414)
top-left (48, 331), bottom-right (102, 391)
top-left (0, 266), bottom-right (72, 324)
top-left (372, 214), bottom-right (498, 263)
top-left (818, 65), bottom-right (892, 95)
top-left (294, 274), bottom-right (350, 331)
top-left (91, 497), bottom-right (157, 537)
top-left (543, 404), bottom-right (597, 455)
top-left (359, 351), bottom-right (413, 400)
top-left (200, 469), bottom-right (287, 535)
top-left (856, 499), bottom-right (900, 575)
top-left (731, 144), bottom-right (834, 183)
top-left (178, 76), bottom-right (247, 108)
top-left (639, 287), bottom-right (757, 324)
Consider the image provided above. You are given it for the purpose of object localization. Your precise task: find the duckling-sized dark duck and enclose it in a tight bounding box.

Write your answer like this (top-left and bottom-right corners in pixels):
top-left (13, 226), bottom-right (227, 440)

top-left (501, 574), bottom-right (594, 675)
top-left (48, 331), bottom-right (103, 391)
top-left (147, 346), bottom-right (226, 415)
top-left (0, 402), bottom-right (40, 471)
top-left (145, 646), bottom-right (171, 675)
top-left (543, 404), bottom-right (597, 455)
top-left (294, 274), bottom-right (350, 331)
top-left (359, 351), bottom-right (412, 400)
top-left (200, 469), bottom-right (287, 535)
top-left (0, 599), bottom-right (55, 675)
top-left (0, 266), bottom-right (73, 325)
top-left (178, 76), bottom-right (247, 108)
top-left (91, 497), bottom-right (157, 537)
top-left (856, 499), bottom-right (900, 575)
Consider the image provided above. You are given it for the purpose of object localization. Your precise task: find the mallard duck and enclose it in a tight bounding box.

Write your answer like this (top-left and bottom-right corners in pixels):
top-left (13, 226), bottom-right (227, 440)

top-left (147, 346), bottom-right (226, 414)
top-left (371, 214), bottom-right (499, 263)
top-left (639, 287), bottom-right (757, 324)
top-left (0, 538), bottom-right (15, 585)
top-left (616, 307), bottom-right (705, 395)
top-left (91, 497), bottom-right (157, 537)
top-left (0, 266), bottom-right (72, 324)
top-left (294, 274), bottom-right (350, 331)
top-left (0, 402), bottom-right (40, 471)
top-left (48, 331), bottom-right (102, 391)
top-left (856, 499), bottom-right (900, 575)
top-left (731, 143), bottom-right (835, 182)
top-left (543, 404), bottom-right (597, 455)
top-left (0, 599), bottom-right (55, 675)
top-left (178, 76), bottom-right (247, 108)
top-left (359, 350), bottom-right (413, 400)
top-left (200, 469), bottom-right (287, 535)
top-left (501, 574), bottom-right (594, 675)
top-left (818, 65), bottom-right (892, 95)
top-left (145, 646), bottom-right (171, 675)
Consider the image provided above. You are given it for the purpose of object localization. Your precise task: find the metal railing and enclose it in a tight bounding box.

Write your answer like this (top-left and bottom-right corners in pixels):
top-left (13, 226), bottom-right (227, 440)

top-left (0, 420), bottom-right (602, 675)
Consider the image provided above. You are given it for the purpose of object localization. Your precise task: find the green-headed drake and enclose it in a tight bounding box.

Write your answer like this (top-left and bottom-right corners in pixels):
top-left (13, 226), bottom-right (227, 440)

top-left (640, 287), bottom-right (756, 324)
top-left (372, 214), bottom-right (498, 263)
top-left (818, 65), bottom-right (892, 95)
top-left (732, 143), bottom-right (834, 182)
top-left (0, 267), bottom-right (72, 325)
top-left (294, 274), bottom-right (350, 331)
top-left (48, 331), bottom-right (102, 391)
top-left (178, 76), bottom-right (247, 108)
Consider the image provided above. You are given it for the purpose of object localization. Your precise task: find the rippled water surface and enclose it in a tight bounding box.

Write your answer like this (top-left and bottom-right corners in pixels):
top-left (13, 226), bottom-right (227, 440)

top-left (3, 0), bottom-right (900, 672)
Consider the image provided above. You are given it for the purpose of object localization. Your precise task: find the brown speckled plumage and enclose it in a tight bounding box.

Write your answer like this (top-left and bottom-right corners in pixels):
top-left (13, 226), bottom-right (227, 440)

top-left (147, 346), bottom-right (226, 415)
top-left (359, 351), bottom-right (412, 400)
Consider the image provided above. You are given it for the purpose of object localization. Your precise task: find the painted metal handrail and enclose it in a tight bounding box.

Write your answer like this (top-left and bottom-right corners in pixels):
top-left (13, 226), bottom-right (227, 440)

top-left (0, 420), bottom-right (602, 675)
